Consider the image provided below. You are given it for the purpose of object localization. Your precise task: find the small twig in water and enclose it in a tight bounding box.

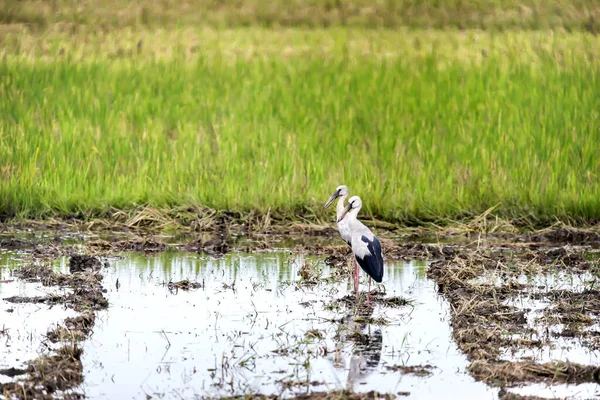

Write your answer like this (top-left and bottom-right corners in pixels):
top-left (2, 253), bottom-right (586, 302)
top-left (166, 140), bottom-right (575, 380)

top-left (160, 329), bottom-right (171, 348)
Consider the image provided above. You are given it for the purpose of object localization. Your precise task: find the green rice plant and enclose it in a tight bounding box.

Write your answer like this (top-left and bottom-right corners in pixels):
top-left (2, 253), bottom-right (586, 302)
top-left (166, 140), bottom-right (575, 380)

top-left (0, 28), bottom-right (599, 225)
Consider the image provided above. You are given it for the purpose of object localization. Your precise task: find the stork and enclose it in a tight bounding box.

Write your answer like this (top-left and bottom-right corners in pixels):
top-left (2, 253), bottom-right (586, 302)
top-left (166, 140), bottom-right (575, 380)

top-left (338, 196), bottom-right (384, 303)
top-left (324, 185), bottom-right (358, 289)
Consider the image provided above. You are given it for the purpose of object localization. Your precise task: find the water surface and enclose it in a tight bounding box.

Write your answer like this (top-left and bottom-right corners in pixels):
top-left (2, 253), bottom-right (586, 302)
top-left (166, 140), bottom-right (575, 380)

top-left (4, 248), bottom-right (600, 399)
top-left (79, 251), bottom-right (496, 399)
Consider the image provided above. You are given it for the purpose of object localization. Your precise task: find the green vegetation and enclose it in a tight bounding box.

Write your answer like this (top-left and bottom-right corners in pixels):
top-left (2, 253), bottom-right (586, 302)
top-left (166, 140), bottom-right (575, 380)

top-left (1, 5), bottom-right (600, 226)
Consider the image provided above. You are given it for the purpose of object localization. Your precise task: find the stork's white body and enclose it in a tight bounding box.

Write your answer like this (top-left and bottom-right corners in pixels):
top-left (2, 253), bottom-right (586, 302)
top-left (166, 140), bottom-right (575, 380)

top-left (347, 217), bottom-right (378, 260)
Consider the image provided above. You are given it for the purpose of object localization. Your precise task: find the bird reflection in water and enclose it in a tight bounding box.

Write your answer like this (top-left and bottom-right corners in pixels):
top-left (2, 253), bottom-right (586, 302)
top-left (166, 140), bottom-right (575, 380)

top-left (329, 307), bottom-right (383, 392)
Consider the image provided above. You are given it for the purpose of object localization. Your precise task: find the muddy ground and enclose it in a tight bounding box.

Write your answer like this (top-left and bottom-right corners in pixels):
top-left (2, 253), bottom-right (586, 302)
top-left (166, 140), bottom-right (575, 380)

top-left (1, 218), bottom-right (600, 399)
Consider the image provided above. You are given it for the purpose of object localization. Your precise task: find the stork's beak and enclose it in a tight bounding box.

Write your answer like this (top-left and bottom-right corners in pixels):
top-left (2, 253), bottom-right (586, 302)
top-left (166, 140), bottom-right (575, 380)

top-left (337, 203), bottom-right (352, 223)
top-left (323, 192), bottom-right (338, 209)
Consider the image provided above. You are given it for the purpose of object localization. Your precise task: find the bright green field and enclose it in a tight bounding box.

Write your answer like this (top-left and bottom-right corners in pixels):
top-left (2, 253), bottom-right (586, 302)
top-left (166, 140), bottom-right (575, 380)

top-left (1, 28), bottom-right (600, 225)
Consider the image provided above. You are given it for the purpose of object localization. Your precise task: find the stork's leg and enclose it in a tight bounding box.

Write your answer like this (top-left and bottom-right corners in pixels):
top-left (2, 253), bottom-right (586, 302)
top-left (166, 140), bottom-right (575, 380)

top-left (353, 259), bottom-right (357, 296)
top-left (354, 259), bottom-right (359, 298)
top-left (349, 254), bottom-right (356, 290)
top-left (367, 277), bottom-right (371, 304)
top-left (347, 255), bottom-right (352, 290)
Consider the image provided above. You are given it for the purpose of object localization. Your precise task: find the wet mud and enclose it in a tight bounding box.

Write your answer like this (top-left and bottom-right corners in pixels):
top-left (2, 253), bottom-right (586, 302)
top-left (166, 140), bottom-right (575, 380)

top-left (47, 313), bottom-right (96, 343)
top-left (526, 227), bottom-right (600, 245)
top-left (1, 223), bottom-right (600, 399)
top-left (5, 261), bottom-right (108, 312)
top-left (166, 279), bottom-right (204, 292)
top-left (218, 390), bottom-right (396, 399)
top-left (2, 346), bottom-right (84, 400)
top-left (1, 255), bottom-right (108, 399)
top-left (424, 234), bottom-right (600, 393)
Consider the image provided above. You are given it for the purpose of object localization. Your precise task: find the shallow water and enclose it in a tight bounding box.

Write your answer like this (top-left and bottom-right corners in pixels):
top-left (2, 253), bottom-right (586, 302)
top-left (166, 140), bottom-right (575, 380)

top-left (491, 270), bottom-right (600, 368)
top-left (73, 252), bottom-right (495, 399)
top-left (509, 382), bottom-right (600, 399)
top-left (470, 268), bottom-right (600, 369)
top-left (6, 249), bottom-right (600, 400)
top-left (3, 247), bottom-right (600, 399)
top-left (501, 296), bottom-right (600, 366)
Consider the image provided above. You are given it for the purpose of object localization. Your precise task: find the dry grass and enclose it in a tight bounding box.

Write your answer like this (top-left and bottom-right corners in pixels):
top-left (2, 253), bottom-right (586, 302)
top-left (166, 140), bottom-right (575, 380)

top-left (2, 0), bottom-right (600, 31)
top-left (8, 258), bottom-right (109, 311)
top-left (1, 345), bottom-right (84, 400)
top-left (384, 364), bottom-right (435, 377)
top-left (88, 237), bottom-right (168, 254)
top-left (425, 237), bottom-right (600, 386)
top-left (469, 359), bottom-right (600, 386)
top-left (46, 313), bottom-right (96, 343)
top-left (533, 289), bottom-right (600, 314)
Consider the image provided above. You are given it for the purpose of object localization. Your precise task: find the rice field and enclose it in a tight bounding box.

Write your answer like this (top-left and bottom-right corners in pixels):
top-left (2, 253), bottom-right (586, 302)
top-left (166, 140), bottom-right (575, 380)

top-left (3, 5), bottom-right (600, 396)
top-left (2, 0), bottom-right (600, 31)
top-left (1, 25), bottom-right (599, 225)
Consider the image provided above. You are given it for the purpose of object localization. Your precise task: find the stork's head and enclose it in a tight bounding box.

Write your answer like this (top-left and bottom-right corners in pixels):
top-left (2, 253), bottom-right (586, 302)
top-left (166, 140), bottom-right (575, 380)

top-left (338, 195), bottom-right (362, 222)
top-left (324, 185), bottom-right (349, 209)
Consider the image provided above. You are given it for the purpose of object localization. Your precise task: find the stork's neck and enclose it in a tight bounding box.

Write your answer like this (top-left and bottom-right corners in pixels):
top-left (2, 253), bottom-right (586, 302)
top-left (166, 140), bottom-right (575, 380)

top-left (346, 207), bottom-right (361, 225)
top-left (336, 195), bottom-right (348, 221)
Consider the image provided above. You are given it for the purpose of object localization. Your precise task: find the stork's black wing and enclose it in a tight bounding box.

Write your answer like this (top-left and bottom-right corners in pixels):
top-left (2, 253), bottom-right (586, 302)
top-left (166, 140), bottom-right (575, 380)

top-left (355, 235), bottom-right (384, 283)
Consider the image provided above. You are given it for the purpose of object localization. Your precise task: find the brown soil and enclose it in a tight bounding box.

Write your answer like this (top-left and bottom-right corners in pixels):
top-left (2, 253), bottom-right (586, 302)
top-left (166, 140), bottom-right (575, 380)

top-left (526, 227), bottom-right (600, 245)
top-left (497, 389), bottom-right (554, 400)
top-left (47, 312), bottom-right (96, 343)
top-left (384, 364), bottom-right (435, 377)
top-left (87, 237), bottom-right (168, 253)
top-left (329, 293), bottom-right (411, 311)
top-left (5, 217), bottom-right (600, 260)
top-left (6, 261), bottom-right (108, 312)
top-left (470, 360), bottom-right (600, 386)
top-left (1, 345), bottom-right (84, 400)
top-left (532, 289), bottom-right (600, 314)
top-left (1, 255), bottom-right (108, 399)
top-left (166, 279), bottom-right (203, 293)
top-left (0, 367), bottom-right (27, 378)
top-left (425, 235), bottom-right (600, 388)
top-left (68, 254), bottom-right (102, 273)
top-left (219, 390), bottom-right (396, 399)
top-left (0, 238), bottom-right (30, 251)
top-left (184, 226), bottom-right (230, 256)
